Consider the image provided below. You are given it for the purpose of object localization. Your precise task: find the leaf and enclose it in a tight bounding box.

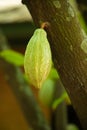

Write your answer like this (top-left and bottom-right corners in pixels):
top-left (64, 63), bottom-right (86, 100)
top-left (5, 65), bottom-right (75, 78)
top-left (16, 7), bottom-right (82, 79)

top-left (78, 13), bottom-right (87, 33)
top-left (0, 49), bottom-right (24, 66)
top-left (67, 124), bottom-right (79, 130)
top-left (52, 92), bottom-right (67, 110)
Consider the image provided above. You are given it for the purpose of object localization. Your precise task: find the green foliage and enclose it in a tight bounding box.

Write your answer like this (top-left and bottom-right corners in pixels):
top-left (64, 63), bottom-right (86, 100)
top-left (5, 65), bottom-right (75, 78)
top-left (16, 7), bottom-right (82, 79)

top-left (39, 67), bottom-right (60, 107)
top-left (38, 67), bottom-right (69, 108)
top-left (78, 13), bottom-right (87, 33)
top-left (67, 124), bottom-right (79, 130)
top-left (52, 92), bottom-right (68, 110)
top-left (0, 49), bottom-right (24, 66)
top-left (39, 78), bottom-right (55, 106)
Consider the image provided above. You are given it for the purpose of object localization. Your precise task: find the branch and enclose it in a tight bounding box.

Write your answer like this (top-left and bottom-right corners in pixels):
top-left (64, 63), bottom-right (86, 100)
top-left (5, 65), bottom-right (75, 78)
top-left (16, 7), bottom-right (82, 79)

top-left (22, 0), bottom-right (87, 129)
top-left (0, 31), bottom-right (51, 130)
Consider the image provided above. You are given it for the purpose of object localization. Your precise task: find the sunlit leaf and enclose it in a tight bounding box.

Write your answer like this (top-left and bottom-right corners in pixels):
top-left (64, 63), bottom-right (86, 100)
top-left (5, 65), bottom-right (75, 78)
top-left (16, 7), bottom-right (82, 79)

top-left (0, 49), bottom-right (24, 66)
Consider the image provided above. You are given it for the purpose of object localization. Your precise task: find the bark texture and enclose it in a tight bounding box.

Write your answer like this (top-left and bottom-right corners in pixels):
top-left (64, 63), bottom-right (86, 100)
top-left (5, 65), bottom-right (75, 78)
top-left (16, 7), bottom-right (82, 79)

top-left (22, 0), bottom-right (87, 129)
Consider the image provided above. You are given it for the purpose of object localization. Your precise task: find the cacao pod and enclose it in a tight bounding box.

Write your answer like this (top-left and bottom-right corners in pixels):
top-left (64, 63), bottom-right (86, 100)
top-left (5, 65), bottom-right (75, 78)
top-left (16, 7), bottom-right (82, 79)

top-left (24, 28), bottom-right (52, 88)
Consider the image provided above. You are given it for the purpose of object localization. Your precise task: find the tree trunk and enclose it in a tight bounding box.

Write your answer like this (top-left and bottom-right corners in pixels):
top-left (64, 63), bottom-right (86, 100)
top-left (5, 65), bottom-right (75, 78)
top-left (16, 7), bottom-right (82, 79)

top-left (22, 0), bottom-right (87, 129)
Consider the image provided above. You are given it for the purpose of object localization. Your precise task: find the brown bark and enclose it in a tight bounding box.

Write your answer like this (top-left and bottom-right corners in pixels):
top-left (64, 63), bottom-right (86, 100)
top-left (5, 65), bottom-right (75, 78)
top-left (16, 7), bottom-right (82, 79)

top-left (22, 0), bottom-right (87, 129)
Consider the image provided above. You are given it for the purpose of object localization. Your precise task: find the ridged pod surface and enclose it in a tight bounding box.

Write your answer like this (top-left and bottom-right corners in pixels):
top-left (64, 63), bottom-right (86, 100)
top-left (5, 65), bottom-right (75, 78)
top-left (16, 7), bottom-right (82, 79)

top-left (24, 28), bottom-right (52, 88)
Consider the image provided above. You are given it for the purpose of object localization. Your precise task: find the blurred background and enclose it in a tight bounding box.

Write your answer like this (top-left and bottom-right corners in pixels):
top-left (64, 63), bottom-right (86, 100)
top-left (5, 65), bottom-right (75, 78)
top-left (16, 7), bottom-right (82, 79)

top-left (0, 1), bottom-right (36, 130)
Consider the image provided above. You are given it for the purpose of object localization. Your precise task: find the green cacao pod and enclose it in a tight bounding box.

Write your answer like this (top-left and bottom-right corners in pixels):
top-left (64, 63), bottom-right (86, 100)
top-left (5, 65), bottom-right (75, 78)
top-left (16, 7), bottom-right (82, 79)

top-left (24, 28), bottom-right (52, 88)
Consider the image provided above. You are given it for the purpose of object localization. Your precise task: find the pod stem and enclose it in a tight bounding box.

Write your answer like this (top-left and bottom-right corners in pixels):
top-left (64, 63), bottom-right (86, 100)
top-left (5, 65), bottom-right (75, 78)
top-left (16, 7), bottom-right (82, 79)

top-left (41, 22), bottom-right (50, 29)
